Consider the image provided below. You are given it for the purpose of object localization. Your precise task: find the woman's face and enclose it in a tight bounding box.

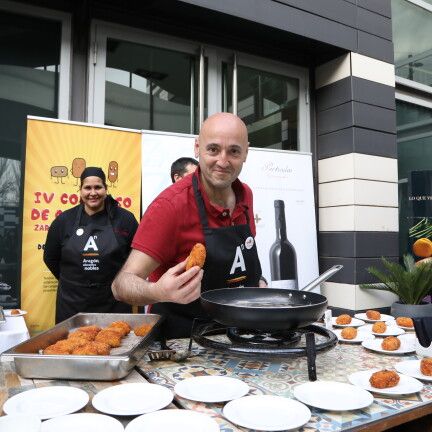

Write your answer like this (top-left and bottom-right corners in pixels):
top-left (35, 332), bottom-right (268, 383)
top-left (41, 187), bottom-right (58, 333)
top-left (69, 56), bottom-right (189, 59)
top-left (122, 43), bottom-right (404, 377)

top-left (80, 176), bottom-right (107, 214)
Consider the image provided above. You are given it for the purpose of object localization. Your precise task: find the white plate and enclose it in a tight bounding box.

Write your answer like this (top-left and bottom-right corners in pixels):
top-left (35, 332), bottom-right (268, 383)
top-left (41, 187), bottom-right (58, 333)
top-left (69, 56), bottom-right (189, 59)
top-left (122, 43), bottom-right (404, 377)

top-left (3, 386), bottom-right (89, 420)
top-left (92, 383), bottom-right (173, 416)
top-left (125, 409), bottom-right (219, 432)
top-left (223, 395), bottom-right (311, 431)
top-left (3, 309), bottom-right (27, 317)
top-left (0, 414), bottom-right (41, 432)
top-left (293, 381), bottom-right (373, 411)
top-left (174, 376), bottom-right (249, 403)
top-left (331, 317), bottom-right (365, 327)
top-left (348, 369), bottom-right (424, 395)
top-left (362, 324), bottom-right (406, 337)
top-left (333, 329), bottom-right (375, 344)
top-left (362, 337), bottom-right (415, 354)
top-left (396, 324), bottom-right (415, 331)
top-left (395, 360), bottom-right (432, 382)
top-left (41, 413), bottom-right (124, 432)
top-left (354, 313), bottom-right (394, 323)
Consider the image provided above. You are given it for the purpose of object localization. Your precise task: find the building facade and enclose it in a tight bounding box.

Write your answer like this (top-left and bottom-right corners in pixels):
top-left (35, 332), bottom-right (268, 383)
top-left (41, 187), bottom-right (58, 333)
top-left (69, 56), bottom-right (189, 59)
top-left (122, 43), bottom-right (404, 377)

top-left (1, 0), bottom-right (429, 312)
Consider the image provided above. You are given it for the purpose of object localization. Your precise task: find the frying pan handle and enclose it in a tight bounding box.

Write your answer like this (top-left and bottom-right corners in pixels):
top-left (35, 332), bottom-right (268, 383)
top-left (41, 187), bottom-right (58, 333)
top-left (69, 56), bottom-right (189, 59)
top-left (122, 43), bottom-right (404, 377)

top-left (300, 265), bottom-right (343, 292)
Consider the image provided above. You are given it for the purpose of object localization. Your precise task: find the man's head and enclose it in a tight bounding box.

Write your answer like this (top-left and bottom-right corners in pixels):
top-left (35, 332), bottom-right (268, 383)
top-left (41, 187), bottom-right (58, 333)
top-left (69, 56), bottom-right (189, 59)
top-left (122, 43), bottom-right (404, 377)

top-left (194, 113), bottom-right (249, 192)
top-left (170, 157), bottom-right (198, 183)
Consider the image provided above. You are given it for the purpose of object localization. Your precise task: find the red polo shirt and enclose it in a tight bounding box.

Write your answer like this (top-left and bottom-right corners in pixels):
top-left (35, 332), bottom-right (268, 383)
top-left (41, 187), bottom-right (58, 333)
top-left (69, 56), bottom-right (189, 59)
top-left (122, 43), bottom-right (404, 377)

top-left (132, 169), bottom-right (256, 282)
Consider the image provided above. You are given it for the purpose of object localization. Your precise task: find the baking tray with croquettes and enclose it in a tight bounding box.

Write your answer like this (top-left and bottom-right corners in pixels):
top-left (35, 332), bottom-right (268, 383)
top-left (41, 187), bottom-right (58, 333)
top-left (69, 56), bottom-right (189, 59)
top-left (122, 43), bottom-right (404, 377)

top-left (1, 313), bottom-right (163, 381)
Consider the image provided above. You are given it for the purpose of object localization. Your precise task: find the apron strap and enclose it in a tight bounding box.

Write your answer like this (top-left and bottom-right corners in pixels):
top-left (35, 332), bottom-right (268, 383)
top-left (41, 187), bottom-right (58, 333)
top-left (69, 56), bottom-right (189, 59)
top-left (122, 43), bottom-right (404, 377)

top-left (192, 174), bottom-right (212, 235)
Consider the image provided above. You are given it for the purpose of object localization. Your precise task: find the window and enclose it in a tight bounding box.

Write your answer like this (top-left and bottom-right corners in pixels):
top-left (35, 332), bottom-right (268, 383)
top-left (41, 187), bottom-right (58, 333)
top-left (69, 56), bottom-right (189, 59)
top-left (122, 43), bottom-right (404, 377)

top-left (223, 64), bottom-right (299, 150)
top-left (89, 23), bottom-right (309, 150)
top-left (0, 4), bottom-right (70, 308)
top-left (392, 0), bottom-right (432, 88)
top-left (397, 99), bottom-right (432, 257)
top-left (105, 39), bottom-right (201, 133)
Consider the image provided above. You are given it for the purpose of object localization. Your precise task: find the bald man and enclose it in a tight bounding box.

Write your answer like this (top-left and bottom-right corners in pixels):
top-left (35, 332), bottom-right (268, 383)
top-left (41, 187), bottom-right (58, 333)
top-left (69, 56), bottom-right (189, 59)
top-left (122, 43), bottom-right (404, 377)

top-left (112, 113), bottom-right (265, 339)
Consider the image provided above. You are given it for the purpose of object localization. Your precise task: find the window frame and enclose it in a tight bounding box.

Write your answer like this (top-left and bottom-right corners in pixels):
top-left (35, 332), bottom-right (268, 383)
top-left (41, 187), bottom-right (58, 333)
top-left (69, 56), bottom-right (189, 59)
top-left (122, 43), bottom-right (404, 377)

top-left (88, 20), bottom-right (310, 151)
top-left (0, 0), bottom-right (71, 120)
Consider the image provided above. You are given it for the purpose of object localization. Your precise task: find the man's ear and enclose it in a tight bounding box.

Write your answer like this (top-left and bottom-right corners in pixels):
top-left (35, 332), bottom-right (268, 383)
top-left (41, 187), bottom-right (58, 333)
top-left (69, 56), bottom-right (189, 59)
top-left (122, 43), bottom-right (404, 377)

top-left (173, 174), bottom-right (180, 182)
top-left (194, 138), bottom-right (199, 158)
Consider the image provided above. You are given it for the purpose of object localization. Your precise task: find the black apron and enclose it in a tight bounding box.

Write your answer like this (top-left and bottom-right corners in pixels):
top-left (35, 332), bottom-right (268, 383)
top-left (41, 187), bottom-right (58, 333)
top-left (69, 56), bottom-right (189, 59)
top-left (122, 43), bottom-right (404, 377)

top-left (152, 175), bottom-right (262, 339)
top-left (56, 205), bottom-right (131, 323)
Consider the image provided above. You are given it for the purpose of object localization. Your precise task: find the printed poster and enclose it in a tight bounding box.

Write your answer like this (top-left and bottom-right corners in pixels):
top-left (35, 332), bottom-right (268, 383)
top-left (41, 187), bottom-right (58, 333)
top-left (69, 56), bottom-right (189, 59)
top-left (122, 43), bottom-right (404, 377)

top-left (22, 117), bottom-right (141, 333)
top-left (141, 131), bottom-right (319, 292)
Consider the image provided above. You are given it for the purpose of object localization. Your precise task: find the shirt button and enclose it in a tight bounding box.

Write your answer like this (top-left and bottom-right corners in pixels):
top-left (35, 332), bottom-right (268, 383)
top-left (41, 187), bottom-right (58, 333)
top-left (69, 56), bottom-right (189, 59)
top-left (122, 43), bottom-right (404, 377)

top-left (222, 211), bottom-right (227, 217)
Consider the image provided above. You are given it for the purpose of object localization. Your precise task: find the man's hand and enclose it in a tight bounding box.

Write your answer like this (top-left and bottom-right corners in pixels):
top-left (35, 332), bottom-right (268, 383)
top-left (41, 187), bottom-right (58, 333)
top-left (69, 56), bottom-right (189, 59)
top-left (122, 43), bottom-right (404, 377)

top-left (153, 260), bottom-right (203, 304)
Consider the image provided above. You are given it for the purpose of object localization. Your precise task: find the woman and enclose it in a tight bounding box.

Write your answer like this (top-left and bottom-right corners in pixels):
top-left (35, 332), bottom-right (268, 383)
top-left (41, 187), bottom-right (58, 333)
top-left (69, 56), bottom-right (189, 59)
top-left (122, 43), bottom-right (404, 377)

top-left (44, 167), bottom-right (138, 323)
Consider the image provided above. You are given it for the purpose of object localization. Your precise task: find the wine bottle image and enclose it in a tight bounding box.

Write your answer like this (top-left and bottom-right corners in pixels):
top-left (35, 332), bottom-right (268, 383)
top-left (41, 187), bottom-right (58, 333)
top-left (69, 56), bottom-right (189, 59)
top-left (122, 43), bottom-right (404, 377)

top-left (269, 200), bottom-right (298, 289)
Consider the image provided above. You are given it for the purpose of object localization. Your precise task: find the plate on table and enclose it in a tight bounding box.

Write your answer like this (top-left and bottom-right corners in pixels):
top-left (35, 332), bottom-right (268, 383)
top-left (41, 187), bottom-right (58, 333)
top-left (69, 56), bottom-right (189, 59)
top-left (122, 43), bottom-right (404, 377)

top-left (354, 313), bottom-right (394, 323)
top-left (223, 395), bottom-right (311, 431)
top-left (362, 337), bottom-right (415, 354)
top-left (41, 413), bottom-right (124, 432)
top-left (333, 329), bottom-right (375, 344)
top-left (3, 386), bottom-right (89, 420)
top-left (92, 383), bottom-right (173, 416)
top-left (3, 309), bottom-right (27, 317)
top-left (362, 324), bottom-right (406, 337)
top-left (293, 381), bottom-right (373, 411)
top-left (348, 369), bottom-right (423, 395)
top-left (174, 376), bottom-right (249, 402)
top-left (331, 317), bottom-right (365, 328)
top-left (395, 360), bottom-right (432, 382)
top-left (0, 414), bottom-right (41, 432)
top-left (125, 409), bottom-right (219, 432)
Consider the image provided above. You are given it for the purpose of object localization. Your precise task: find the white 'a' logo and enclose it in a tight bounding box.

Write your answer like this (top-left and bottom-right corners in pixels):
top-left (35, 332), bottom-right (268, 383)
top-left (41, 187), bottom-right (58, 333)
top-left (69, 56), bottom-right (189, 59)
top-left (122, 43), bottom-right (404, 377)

top-left (229, 246), bottom-right (246, 274)
top-left (83, 236), bottom-right (98, 251)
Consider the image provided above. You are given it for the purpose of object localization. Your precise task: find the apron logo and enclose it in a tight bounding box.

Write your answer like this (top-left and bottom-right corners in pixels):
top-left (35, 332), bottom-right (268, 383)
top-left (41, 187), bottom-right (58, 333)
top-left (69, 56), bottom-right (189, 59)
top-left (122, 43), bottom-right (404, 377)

top-left (83, 235), bottom-right (99, 252)
top-left (245, 236), bottom-right (254, 250)
top-left (230, 246), bottom-right (246, 274)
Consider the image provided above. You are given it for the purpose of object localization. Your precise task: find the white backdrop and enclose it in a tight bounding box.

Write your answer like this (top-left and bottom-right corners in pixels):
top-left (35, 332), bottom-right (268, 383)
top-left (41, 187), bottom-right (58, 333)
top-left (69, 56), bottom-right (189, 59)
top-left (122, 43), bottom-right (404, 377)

top-left (141, 130), bottom-right (319, 292)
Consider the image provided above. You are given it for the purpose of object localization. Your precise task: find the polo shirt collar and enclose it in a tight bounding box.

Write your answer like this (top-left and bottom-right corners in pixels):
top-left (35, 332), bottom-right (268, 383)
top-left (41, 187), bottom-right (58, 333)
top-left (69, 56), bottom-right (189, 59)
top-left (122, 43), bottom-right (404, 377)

top-left (193, 167), bottom-right (249, 218)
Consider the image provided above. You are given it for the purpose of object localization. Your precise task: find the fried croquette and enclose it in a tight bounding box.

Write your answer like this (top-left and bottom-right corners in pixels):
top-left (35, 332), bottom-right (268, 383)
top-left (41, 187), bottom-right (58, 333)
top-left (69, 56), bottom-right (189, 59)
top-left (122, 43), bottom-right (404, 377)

top-left (89, 341), bottom-right (111, 355)
top-left (336, 314), bottom-right (352, 325)
top-left (372, 321), bottom-right (387, 333)
top-left (366, 310), bottom-right (381, 320)
top-left (95, 329), bottom-right (122, 347)
top-left (10, 309), bottom-right (20, 315)
top-left (185, 243), bottom-right (206, 270)
top-left (68, 330), bottom-right (97, 341)
top-left (369, 370), bottom-right (400, 389)
top-left (341, 327), bottom-right (358, 340)
top-left (43, 343), bottom-right (71, 355)
top-left (396, 317), bottom-right (414, 328)
top-left (109, 321), bottom-right (131, 336)
top-left (420, 357), bottom-right (432, 376)
top-left (72, 343), bottom-right (99, 356)
top-left (381, 336), bottom-right (401, 351)
top-left (134, 323), bottom-right (153, 336)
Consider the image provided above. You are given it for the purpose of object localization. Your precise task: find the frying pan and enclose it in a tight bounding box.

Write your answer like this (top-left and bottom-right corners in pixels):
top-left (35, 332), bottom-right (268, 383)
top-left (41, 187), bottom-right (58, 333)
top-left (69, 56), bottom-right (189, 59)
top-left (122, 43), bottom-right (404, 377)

top-left (200, 265), bottom-right (343, 330)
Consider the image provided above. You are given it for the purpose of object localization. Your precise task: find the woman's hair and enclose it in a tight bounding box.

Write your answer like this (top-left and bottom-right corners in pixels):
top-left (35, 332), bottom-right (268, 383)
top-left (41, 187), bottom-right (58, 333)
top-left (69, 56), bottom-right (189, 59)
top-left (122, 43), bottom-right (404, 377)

top-left (79, 167), bottom-right (107, 188)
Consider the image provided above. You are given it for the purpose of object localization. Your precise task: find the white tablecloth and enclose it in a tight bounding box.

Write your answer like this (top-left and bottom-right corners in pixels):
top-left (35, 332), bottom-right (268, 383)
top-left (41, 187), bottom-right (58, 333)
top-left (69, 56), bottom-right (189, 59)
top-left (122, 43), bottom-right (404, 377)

top-left (0, 315), bottom-right (30, 354)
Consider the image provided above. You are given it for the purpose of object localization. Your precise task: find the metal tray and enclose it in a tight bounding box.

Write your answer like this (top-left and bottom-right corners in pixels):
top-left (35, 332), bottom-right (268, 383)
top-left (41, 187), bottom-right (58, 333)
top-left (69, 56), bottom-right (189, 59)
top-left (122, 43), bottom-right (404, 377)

top-left (1, 312), bottom-right (163, 381)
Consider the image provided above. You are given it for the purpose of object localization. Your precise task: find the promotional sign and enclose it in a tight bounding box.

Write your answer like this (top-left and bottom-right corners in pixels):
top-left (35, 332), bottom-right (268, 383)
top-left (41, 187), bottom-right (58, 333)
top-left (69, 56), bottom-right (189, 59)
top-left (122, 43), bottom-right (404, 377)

top-left (22, 117), bottom-right (141, 333)
top-left (141, 131), bottom-right (319, 292)
top-left (407, 170), bottom-right (432, 261)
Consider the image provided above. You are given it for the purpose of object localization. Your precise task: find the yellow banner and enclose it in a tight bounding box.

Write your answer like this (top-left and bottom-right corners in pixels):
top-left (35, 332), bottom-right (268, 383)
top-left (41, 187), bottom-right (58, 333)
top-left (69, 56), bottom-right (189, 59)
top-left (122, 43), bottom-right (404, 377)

top-left (22, 118), bottom-right (141, 333)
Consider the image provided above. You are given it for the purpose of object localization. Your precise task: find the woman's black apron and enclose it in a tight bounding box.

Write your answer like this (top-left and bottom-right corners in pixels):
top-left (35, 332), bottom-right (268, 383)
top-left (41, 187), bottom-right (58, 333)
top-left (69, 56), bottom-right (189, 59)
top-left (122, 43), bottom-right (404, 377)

top-left (56, 205), bottom-right (131, 323)
top-left (152, 175), bottom-right (262, 339)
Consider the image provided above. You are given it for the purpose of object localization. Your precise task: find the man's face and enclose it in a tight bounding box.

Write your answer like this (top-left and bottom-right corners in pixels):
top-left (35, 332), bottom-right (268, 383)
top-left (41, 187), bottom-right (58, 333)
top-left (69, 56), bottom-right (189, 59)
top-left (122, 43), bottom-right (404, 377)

top-left (195, 114), bottom-right (248, 190)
